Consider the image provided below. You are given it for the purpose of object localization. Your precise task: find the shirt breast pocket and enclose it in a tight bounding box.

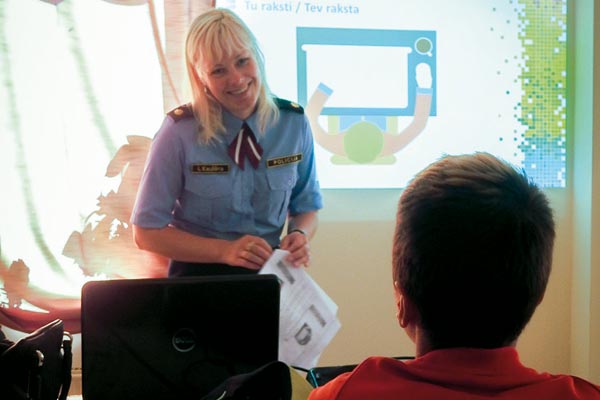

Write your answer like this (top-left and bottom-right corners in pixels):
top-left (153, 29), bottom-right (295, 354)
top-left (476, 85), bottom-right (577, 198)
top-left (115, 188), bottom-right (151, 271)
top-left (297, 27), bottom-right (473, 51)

top-left (181, 175), bottom-right (234, 230)
top-left (263, 167), bottom-right (298, 226)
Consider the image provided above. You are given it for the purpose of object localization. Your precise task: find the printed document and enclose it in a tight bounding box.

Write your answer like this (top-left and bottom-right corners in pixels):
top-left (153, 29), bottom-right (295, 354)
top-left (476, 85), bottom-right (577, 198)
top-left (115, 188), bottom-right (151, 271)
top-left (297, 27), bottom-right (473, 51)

top-left (260, 249), bottom-right (341, 369)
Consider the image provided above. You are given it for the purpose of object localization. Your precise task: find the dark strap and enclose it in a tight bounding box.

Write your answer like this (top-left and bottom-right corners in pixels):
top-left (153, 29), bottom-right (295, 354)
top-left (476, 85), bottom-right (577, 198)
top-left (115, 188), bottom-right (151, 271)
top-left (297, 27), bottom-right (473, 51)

top-left (58, 333), bottom-right (73, 400)
top-left (29, 350), bottom-right (44, 400)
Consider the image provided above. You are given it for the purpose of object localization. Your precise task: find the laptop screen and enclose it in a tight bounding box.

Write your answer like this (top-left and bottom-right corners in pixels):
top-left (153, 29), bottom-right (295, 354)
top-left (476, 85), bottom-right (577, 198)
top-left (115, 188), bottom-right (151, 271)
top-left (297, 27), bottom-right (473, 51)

top-left (81, 275), bottom-right (280, 400)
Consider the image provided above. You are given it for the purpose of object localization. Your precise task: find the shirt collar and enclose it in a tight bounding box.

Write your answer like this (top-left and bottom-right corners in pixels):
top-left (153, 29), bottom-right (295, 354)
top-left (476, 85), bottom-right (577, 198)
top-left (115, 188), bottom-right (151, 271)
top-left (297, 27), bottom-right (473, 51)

top-left (222, 110), bottom-right (261, 143)
top-left (408, 347), bottom-right (549, 388)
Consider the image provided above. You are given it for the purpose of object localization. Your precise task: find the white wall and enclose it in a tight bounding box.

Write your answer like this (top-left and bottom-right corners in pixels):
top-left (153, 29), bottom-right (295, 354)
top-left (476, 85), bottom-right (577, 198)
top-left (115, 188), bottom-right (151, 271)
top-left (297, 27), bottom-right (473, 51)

top-left (570, 0), bottom-right (600, 383)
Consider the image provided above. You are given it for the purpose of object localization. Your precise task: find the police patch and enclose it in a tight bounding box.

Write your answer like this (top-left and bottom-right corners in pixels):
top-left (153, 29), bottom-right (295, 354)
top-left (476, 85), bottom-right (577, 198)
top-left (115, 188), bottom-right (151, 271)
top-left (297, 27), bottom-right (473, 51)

top-left (190, 164), bottom-right (230, 174)
top-left (267, 153), bottom-right (303, 168)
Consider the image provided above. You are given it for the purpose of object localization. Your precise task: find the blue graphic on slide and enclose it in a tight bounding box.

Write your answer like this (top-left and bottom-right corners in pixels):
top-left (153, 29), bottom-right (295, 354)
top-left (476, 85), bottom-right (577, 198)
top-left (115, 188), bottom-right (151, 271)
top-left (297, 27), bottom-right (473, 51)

top-left (297, 27), bottom-right (437, 116)
top-left (298, 27), bottom-right (437, 164)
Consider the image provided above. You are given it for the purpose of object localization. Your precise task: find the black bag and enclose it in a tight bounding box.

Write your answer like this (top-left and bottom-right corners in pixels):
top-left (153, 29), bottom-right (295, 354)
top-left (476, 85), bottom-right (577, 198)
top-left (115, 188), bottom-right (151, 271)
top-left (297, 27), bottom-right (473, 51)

top-left (201, 361), bottom-right (292, 400)
top-left (0, 319), bottom-right (73, 400)
top-left (201, 361), bottom-right (314, 400)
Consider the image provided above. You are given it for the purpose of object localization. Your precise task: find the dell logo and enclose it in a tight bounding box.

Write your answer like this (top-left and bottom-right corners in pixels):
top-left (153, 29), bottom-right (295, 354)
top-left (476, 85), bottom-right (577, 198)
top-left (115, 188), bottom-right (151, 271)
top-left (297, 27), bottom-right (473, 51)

top-left (172, 328), bottom-right (197, 352)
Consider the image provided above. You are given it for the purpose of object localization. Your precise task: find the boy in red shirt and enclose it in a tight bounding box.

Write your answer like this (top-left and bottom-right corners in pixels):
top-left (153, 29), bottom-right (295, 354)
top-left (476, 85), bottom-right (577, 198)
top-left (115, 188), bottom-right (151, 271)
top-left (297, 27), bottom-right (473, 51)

top-left (309, 153), bottom-right (600, 399)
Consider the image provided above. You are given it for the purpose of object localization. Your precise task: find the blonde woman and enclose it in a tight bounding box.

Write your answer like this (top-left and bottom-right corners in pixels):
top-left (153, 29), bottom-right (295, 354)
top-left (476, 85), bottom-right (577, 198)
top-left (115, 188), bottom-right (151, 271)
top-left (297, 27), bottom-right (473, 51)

top-left (132, 9), bottom-right (321, 277)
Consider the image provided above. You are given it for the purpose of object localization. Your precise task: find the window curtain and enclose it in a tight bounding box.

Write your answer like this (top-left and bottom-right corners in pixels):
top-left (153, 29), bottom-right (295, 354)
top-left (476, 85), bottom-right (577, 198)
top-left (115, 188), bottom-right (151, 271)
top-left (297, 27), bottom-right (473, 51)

top-left (0, 0), bottom-right (213, 333)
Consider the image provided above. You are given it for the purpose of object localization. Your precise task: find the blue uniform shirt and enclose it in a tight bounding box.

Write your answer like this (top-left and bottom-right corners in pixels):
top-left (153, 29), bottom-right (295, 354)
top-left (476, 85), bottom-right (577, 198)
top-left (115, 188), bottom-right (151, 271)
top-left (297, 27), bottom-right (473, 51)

top-left (131, 99), bottom-right (323, 248)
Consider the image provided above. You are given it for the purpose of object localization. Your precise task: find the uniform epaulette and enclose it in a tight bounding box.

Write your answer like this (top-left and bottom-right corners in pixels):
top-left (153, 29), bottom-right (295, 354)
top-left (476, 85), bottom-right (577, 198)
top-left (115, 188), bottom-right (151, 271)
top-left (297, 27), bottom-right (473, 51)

top-left (167, 103), bottom-right (194, 122)
top-left (274, 97), bottom-right (304, 114)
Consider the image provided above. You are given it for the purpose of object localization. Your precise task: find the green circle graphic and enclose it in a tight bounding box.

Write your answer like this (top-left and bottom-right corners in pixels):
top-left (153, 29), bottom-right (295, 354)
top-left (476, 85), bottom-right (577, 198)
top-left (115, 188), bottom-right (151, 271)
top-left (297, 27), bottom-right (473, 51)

top-left (415, 37), bottom-right (432, 54)
top-left (343, 122), bottom-right (384, 164)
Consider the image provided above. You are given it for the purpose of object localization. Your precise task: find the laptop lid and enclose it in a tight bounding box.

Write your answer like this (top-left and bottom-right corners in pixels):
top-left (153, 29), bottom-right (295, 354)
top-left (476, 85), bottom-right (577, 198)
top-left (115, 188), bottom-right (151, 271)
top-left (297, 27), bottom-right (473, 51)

top-left (81, 274), bottom-right (280, 400)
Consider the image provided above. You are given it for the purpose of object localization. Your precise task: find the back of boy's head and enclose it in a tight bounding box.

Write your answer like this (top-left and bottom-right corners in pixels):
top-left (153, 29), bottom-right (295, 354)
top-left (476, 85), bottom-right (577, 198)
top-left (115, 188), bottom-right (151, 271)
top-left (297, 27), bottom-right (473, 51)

top-left (393, 152), bottom-right (555, 349)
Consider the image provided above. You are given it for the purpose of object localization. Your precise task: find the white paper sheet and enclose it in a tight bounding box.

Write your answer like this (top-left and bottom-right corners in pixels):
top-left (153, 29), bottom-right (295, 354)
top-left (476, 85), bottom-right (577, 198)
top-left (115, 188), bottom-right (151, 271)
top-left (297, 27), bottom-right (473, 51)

top-left (260, 249), bottom-right (341, 369)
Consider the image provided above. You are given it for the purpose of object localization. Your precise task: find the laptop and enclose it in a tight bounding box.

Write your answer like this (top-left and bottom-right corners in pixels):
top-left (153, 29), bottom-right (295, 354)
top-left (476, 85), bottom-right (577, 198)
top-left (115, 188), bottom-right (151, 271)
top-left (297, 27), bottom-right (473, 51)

top-left (305, 357), bottom-right (415, 388)
top-left (81, 274), bottom-right (280, 400)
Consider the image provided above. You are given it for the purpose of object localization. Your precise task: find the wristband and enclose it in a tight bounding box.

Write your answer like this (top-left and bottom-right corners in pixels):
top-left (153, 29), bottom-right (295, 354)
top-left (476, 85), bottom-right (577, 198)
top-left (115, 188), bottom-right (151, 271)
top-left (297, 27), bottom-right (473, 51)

top-left (288, 228), bottom-right (307, 236)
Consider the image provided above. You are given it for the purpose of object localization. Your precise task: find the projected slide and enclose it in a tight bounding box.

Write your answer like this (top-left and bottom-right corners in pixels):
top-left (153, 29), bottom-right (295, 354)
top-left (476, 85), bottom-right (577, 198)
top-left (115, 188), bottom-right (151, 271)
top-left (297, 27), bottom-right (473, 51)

top-left (217, 0), bottom-right (567, 189)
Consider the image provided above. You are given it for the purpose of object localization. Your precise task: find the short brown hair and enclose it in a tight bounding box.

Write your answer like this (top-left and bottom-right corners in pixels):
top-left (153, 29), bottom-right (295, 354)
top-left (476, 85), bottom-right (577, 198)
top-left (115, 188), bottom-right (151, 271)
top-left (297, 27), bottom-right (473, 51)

top-left (393, 153), bottom-right (555, 348)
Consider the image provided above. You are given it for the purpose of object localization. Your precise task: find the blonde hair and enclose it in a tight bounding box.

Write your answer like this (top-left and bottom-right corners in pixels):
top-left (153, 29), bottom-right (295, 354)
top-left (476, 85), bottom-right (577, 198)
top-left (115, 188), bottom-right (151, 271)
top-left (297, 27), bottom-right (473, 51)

top-left (185, 8), bottom-right (279, 142)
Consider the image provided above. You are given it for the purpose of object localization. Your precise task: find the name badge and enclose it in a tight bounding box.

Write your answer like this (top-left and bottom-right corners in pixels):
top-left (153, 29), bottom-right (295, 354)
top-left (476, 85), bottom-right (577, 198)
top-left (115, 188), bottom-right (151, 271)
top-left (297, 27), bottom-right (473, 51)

top-left (190, 164), bottom-right (230, 174)
top-left (267, 153), bottom-right (303, 168)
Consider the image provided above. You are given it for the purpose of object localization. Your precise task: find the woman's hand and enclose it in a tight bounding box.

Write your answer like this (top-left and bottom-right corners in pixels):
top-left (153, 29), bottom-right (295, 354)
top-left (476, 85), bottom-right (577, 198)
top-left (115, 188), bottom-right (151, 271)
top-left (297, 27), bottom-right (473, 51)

top-left (224, 235), bottom-right (273, 270)
top-left (280, 230), bottom-right (310, 268)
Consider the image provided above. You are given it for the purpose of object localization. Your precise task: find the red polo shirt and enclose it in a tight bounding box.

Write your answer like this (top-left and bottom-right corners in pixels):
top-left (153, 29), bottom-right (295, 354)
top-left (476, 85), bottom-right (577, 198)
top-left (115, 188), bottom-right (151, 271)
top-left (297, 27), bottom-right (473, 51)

top-left (308, 347), bottom-right (600, 399)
